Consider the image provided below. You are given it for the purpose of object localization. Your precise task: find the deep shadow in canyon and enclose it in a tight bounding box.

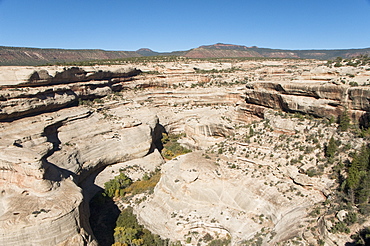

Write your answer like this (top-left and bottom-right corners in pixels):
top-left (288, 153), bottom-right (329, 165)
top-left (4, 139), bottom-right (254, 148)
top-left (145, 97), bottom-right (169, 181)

top-left (89, 190), bottom-right (120, 246)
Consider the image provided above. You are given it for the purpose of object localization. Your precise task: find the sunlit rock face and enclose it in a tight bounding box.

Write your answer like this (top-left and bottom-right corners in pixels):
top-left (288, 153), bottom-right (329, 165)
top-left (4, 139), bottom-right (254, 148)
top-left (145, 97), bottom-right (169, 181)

top-left (0, 104), bottom-right (159, 245)
top-left (135, 152), bottom-right (326, 245)
top-left (244, 81), bottom-right (370, 121)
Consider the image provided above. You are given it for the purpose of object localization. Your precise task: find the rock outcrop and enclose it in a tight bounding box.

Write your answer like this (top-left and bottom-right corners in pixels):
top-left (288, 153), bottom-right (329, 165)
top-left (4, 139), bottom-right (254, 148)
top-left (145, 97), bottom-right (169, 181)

top-left (244, 81), bottom-right (370, 122)
top-left (0, 89), bottom-right (161, 245)
top-left (25, 67), bottom-right (141, 86)
top-left (0, 66), bottom-right (140, 121)
top-left (136, 152), bottom-right (325, 245)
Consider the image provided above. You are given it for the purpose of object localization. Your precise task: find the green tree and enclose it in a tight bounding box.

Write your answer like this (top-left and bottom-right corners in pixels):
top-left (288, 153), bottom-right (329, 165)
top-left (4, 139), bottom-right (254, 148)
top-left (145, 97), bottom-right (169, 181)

top-left (350, 227), bottom-right (370, 245)
top-left (338, 109), bottom-right (351, 131)
top-left (249, 126), bottom-right (254, 137)
top-left (114, 207), bottom-right (169, 246)
top-left (329, 116), bottom-right (336, 125)
top-left (325, 136), bottom-right (337, 159)
top-left (116, 207), bottom-right (142, 230)
top-left (114, 227), bottom-right (138, 246)
top-left (344, 212), bottom-right (358, 226)
top-left (346, 145), bottom-right (370, 204)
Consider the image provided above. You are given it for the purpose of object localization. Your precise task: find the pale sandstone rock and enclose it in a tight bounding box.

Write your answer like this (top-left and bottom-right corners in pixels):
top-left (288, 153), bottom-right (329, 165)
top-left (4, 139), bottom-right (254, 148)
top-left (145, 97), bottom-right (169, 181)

top-left (95, 149), bottom-right (164, 186)
top-left (0, 66), bottom-right (140, 121)
top-left (0, 104), bottom-right (160, 245)
top-left (136, 152), bottom-right (325, 245)
top-left (336, 210), bottom-right (348, 222)
top-left (244, 80), bottom-right (370, 121)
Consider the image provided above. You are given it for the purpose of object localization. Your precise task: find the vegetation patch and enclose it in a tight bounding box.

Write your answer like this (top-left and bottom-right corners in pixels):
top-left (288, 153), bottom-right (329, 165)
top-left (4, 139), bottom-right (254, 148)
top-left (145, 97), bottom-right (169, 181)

top-left (326, 55), bottom-right (370, 68)
top-left (104, 171), bottom-right (161, 199)
top-left (98, 170), bottom-right (166, 245)
top-left (123, 172), bottom-right (160, 196)
top-left (112, 207), bottom-right (170, 246)
top-left (161, 133), bottom-right (191, 160)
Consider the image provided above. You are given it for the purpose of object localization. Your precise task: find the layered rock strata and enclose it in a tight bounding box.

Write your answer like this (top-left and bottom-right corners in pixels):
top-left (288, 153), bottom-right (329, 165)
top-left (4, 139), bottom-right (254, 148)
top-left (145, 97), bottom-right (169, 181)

top-left (244, 81), bottom-right (370, 122)
top-left (0, 67), bottom-right (140, 121)
top-left (0, 106), bottom-right (160, 245)
top-left (0, 65), bottom-right (163, 245)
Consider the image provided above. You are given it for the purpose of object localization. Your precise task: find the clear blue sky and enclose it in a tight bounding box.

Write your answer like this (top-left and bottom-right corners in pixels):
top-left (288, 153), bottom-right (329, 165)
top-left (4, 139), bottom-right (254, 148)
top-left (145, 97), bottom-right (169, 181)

top-left (0, 0), bottom-right (369, 52)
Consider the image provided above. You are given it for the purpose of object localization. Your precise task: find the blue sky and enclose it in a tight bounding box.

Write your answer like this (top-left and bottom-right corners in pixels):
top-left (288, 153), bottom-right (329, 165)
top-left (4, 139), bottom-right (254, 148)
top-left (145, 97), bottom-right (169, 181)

top-left (0, 0), bottom-right (369, 52)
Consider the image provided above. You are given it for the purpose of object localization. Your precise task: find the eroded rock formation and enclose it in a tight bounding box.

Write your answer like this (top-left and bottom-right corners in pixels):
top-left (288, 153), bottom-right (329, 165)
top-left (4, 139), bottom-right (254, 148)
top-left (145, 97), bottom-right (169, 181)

top-left (0, 104), bottom-right (161, 245)
top-left (0, 67), bottom-right (140, 121)
top-left (244, 81), bottom-right (370, 122)
top-left (0, 59), bottom-right (369, 245)
top-left (136, 152), bottom-right (325, 244)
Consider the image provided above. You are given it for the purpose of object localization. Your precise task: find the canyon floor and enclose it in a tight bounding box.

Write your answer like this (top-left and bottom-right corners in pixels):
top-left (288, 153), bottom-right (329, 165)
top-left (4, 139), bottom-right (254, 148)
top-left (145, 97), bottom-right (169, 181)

top-left (0, 57), bottom-right (370, 245)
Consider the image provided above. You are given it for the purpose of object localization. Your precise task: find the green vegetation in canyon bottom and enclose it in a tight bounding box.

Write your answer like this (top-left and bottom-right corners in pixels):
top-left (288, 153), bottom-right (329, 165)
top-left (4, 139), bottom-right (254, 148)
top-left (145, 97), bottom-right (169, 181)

top-left (161, 133), bottom-right (192, 160)
top-left (112, 207), bottom-right (170, 246)
top-left (104, 170), bottom-right (160, 199)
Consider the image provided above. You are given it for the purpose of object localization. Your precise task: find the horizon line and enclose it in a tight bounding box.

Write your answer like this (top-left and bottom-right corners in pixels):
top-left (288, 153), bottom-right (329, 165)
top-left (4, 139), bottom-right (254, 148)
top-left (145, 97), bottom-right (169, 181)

top-left (1, 43), bottom-right (370, 53)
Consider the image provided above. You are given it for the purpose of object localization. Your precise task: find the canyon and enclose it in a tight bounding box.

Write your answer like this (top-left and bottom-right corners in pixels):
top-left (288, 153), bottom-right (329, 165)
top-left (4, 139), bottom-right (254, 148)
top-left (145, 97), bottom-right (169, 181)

top-left (0, 57), bottom-right (370, 245)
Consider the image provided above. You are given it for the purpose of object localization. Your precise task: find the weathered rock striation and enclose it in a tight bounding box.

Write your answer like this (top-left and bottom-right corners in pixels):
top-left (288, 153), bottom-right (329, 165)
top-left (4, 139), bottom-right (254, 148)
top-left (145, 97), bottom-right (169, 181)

top-left (0, 66), bottom-right (163, 245)
top-left (0, 66), bottom-right (140, 121)
top-left (136, 152), bottom-right (326, 245)
top-left (0, 105), bottom-right (161, 245)
top-left (244, 81), bottom-right (370, 123)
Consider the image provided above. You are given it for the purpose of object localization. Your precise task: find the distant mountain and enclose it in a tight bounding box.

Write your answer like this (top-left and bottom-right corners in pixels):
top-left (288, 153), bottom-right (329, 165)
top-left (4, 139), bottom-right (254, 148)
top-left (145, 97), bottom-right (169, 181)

top-left (0, 46), bottom-right (141, 66)
top-left (184, 43), bottom-right (370, 60)
top-left (0, 43), bottom-right (369, 66)
top-left (136, 48), bottom-right (159, 56)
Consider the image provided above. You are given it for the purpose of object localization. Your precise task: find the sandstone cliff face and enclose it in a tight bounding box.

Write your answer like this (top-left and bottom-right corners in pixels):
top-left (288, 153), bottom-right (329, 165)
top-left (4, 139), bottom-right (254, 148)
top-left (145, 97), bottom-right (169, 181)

top-left (136, 152), bottom-right (326, 245)
top-left (0, 105), bottom-right (160, 245)
top-left (0, 66), bottom-right (140, 121)
top-left (0, 66), bottom-right (164, 245)
top-left (244, 81), bottom-right (370, 121)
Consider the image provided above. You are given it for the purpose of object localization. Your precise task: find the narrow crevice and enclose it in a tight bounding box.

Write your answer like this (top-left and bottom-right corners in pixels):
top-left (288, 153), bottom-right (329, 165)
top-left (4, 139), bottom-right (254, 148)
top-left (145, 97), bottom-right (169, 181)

top-left (148, 123), bottom-right (166, 154)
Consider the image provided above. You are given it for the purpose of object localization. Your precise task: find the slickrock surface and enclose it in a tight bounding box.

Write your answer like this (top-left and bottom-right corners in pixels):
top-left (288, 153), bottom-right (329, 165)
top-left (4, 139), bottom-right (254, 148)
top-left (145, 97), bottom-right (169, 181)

top-left (0, 101), bottom-right (160, 245)
top-left (136, 152), bottom-right (326, 244)
top-left (0, 58), bottom-right (369, 245)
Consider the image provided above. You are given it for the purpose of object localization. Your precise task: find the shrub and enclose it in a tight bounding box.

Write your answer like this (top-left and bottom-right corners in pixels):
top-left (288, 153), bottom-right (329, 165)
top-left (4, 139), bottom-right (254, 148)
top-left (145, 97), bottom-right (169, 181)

top-left (161, 133), bottom-right (191, 160)
top-left (349, 81), bottom-right (359, 87)
top-left (331, 221), bottom-right (350, 234)
top-left (203, 233), bottom-right (214, 242)
top-left (208, 237), bottom-right (231, 246)
top-left (344, 212), bottom-right (358, 226)
top-left (104, 173), bottom-right (132, 198)
top-left (123, 172), bottom-right (161, 195)
top-left (350, 227), bottom-right (370, 245)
